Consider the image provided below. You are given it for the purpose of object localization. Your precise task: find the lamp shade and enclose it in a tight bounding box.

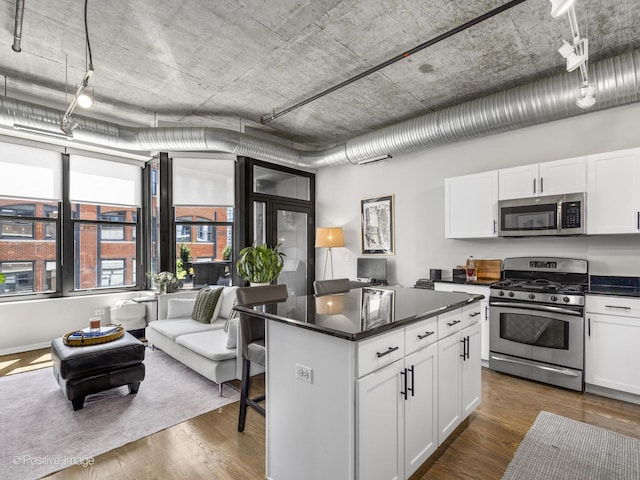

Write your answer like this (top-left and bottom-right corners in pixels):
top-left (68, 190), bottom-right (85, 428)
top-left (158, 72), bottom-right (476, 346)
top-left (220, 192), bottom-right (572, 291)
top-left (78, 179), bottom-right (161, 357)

top-left (315, 294), bottom-right (345, 315)
top-left (315, 227), bottom-right (344, 248)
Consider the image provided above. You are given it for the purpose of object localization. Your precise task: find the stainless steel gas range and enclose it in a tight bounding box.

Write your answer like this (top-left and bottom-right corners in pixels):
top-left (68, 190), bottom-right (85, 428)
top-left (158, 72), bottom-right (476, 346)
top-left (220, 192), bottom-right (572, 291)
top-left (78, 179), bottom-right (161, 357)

top-left (489, 257), bottom-right (588, 391)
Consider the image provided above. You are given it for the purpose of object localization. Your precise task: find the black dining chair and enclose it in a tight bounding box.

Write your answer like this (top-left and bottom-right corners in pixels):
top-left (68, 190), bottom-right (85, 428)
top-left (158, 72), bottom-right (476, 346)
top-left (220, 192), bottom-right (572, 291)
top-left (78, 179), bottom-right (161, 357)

top-left (236, 284), bottom-right (288, 432)
top-left (313, 278), bottom-right (351, 295)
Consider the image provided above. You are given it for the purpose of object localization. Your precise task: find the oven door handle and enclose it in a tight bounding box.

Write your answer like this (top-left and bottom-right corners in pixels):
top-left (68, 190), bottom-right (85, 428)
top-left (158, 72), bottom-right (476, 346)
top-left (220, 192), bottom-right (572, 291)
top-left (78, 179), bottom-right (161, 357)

top-left (489, 301), bottom-right (583, 316)
top-left (490, 355), bottom-right (580, 377)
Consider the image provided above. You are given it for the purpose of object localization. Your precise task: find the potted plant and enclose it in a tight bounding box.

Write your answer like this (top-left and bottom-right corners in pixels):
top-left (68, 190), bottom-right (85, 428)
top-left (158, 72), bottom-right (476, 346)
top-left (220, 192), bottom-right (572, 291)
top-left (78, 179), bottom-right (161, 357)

top-left (222, 245), bottom-right (232, 261)
top-left (147, 271), bottom-right (178, 295)
top-left (236, 243), bottom-right (285, 286)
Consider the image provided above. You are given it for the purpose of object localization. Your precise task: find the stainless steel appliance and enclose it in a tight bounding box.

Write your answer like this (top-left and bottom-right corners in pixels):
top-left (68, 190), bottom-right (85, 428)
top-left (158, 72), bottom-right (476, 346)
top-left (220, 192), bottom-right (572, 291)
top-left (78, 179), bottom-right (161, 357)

top-left (498, 192), bottom-right (586, 237)
top-left (489, 257), bottom-right (588, 391)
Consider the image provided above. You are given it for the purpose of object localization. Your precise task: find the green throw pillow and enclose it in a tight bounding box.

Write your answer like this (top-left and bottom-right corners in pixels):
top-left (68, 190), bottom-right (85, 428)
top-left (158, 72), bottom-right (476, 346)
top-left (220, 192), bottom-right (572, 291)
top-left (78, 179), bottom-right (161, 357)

top-left (191, 286), bottom-right (223, 324)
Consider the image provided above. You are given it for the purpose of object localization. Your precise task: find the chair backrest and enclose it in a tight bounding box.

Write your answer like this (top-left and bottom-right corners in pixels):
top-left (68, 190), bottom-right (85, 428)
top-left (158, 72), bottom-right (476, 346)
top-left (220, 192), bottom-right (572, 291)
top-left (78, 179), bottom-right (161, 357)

top-left (236, 284), bottom-right (289, 359)
top-left (313, 278), bottom-right (351, 295)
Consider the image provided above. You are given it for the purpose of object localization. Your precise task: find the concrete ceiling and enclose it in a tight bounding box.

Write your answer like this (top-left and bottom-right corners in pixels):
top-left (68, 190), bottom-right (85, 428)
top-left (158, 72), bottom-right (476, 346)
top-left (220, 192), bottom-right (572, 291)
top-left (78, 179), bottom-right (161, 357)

top-left (1, 0), bottom-right (639, 150)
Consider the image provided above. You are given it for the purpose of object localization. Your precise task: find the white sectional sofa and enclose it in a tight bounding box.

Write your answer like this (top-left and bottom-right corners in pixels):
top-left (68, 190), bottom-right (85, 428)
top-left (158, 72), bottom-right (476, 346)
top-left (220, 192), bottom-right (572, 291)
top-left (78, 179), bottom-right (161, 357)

top-left (145, 286), bottom-right (260, 395)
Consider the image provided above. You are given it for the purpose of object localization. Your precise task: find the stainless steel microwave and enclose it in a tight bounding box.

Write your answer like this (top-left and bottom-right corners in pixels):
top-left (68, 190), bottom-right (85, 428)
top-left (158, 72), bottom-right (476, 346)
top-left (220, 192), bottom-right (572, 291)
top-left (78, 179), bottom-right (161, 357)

top-left (498, 192), bottom-right (586, 237)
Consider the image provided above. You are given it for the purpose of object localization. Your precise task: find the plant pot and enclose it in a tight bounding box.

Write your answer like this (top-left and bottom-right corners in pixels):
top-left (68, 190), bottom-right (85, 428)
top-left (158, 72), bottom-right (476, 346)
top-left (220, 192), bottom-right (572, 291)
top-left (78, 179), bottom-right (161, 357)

top-left (250, 282), bottom-right (271, 287)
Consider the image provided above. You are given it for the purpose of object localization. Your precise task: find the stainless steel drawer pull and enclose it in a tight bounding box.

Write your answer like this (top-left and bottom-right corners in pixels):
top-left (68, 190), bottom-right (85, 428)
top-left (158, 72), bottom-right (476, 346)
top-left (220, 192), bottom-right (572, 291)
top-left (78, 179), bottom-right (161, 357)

top-left (376, 346), bottom-right (399, 358)
top-left (469, 311), bottom-right (481, 317)
top-left (446, 320), bottom-right (461, 327)
top-left (605, 305), bottom-right (631, 310)
top-left (417, 331), bottom-right (435, 340)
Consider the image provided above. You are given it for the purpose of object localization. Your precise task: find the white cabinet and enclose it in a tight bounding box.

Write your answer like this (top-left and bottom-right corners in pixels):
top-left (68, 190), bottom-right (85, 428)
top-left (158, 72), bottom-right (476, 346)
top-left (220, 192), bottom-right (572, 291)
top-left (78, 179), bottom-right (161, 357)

top-left (498, 157), bottom-right (586, 200)
top-left (434, 283), bottom-right (490, 362)
top-left (586, 148), bottom-right (640, 234)
top-left (357, 359), bottom-right (405, 480)
top-left (437, 319), bottom-right (482, 445)
top-left (585, 295), bottom-right (640, 395)
top-left (357, 322), bottom-right (439, 480)
top-left (445, 170), bottom-right (498, 238)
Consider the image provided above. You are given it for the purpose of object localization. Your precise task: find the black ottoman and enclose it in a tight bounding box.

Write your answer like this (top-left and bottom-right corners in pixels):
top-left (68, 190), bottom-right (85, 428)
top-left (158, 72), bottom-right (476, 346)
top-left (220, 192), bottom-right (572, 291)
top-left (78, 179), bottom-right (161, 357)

top-left (51, 332), bottom-right (145, 410)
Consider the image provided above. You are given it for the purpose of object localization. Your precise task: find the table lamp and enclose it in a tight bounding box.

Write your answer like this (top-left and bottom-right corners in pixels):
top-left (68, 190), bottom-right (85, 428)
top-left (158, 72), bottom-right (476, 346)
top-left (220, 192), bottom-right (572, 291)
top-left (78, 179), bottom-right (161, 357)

top-left (315, 227), bottom-right (344, 280)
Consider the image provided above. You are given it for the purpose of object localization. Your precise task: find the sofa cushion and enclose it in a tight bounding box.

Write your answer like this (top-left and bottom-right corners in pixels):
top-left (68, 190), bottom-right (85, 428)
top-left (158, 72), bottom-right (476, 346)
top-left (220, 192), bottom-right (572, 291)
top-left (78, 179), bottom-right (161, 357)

top-left (218, 286), bottom-right (239, 319)
top-left (147, 319), bottom-right (218, 341)
top-left (191, 286), bottom-right (223, 323)
top-left (175, 330), bottom-right (236, 361)
top-left (166, 298), bottom-right (196, 319)
top-left (225, 318), bottom-right (239, 349)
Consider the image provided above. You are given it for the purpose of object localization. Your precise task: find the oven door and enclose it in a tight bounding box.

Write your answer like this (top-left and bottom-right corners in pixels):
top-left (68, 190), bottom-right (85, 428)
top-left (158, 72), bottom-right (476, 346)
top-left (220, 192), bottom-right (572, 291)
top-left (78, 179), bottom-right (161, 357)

top-left (489, 301), bottom-right (584, 370)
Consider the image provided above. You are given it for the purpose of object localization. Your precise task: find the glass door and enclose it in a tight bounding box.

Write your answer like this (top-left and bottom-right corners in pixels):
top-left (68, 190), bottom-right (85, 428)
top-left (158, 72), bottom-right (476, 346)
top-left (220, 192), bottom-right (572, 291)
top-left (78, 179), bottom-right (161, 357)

top-left (274, 204), bottom-right (310, 296)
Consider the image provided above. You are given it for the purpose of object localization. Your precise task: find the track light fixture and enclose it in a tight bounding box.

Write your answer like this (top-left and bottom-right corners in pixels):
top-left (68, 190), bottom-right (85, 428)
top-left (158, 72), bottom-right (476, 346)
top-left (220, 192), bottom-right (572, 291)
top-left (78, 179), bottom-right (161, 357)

top-left (61, 0), bottom-right (95, 134)
top-left (549, 0), bottom-right (596, 109)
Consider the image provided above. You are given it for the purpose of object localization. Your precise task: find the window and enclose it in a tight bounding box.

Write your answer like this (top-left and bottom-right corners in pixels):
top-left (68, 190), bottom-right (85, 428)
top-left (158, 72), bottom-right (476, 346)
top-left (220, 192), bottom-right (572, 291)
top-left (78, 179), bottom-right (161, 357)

top-left (44, 260), bottom-right (56, 291)
top-left (176, 216), bottom-right (192, 242)
top-left (70, 155), bottom-right (141, 291)
top-left (101, 259), bottom-right (125, 287)
top-left (0, 261), bottom-right (34, 294)
top-left (0, 204), bottom-right (35, 239)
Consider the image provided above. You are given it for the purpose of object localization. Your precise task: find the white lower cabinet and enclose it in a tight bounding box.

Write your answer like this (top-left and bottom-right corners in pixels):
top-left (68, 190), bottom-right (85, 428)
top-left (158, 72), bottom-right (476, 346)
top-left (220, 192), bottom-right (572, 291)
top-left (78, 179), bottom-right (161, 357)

top-left (357, 341), bottom-right (438, 480)
top-left (437, 322), bottom-right (482, 444)
top-left (585, 295), bottom-right (640, 395)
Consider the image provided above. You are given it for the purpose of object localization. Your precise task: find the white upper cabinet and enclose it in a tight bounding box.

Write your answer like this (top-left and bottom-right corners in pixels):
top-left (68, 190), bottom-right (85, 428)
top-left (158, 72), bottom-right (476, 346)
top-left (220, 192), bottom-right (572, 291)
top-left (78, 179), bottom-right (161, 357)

top-left (587, 147), bottom-right (640, 234)
top-left (498, 157), bottom-right (586, 200)
top-left (445, 170), bottom-right (499, 238)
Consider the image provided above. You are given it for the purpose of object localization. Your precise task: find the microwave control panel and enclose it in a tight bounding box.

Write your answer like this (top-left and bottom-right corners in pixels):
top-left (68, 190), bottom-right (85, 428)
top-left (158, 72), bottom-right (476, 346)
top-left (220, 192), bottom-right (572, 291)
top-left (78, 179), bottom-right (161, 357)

top-left (562, 201), bottom-right (582, 228)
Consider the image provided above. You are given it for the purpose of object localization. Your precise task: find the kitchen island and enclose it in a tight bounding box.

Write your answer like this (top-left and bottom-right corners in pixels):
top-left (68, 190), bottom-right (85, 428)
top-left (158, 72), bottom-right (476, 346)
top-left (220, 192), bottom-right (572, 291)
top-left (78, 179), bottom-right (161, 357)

top-left (235, 286), bottom-right (484, 480)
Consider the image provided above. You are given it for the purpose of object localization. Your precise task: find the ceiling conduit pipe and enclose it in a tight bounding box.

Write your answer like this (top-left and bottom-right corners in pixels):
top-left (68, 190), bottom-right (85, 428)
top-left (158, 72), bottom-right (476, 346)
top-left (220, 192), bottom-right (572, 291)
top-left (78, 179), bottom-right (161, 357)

top-left (12, 0), bottom-right (25, 52)
top-left (0, 50), bottom-right (639, 168)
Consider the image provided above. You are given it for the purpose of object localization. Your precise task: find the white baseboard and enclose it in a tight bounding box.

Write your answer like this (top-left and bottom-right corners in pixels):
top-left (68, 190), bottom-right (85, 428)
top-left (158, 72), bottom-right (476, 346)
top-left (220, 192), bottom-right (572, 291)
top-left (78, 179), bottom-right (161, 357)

top-left (585, 383), bottom-right (640, 406)
top-left (0, 341), bottom-right (51, 356)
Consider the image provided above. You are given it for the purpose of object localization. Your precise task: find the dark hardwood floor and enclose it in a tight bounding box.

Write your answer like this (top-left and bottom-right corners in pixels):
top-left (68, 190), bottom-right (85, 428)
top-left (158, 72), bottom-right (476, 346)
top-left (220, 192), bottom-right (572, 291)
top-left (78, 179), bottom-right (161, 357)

top-left (3, 349), bottom-right (639, 479)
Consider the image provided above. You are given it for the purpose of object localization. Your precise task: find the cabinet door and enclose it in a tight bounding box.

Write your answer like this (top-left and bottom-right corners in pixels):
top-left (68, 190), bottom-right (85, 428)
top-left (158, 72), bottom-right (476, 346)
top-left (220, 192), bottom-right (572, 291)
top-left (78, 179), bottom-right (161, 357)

top-left (461, 322), bottom-right (482, 417)
top-left (587, 148), bottom-right (640, 234)
top-left (538, 157), bottom-right (586, 196)
top-left (404, 344), bottom-right (438, 478)
top-left (498, 164), bottom-right (538, 200)
top-left (585, 313), bottom-right (640, 395)
top-left (445, 171), bottom-right (499, 238)
top-left (437, 332), bottom-right (462, 445)
top-left (357, 360), bottom-right (404, 480)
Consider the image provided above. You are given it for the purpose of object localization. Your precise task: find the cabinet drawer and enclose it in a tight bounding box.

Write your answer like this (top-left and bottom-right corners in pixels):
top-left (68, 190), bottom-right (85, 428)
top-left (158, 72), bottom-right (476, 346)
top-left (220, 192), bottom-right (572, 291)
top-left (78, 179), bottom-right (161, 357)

top-left (405, 317), bottom-right (438, 355)
top-left (586, 295), bottom-right (640, 317)
top-left (438, 308), bottom-right (463, 340)
top-left (462, 303), bottom-right (483, 328)
top-left (357, 329), bottom-right (405, 378)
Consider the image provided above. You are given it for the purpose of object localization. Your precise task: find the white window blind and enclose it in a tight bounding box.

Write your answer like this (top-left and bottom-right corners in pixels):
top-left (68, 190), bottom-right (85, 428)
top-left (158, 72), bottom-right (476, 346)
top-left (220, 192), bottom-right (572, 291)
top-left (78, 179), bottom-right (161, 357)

top-left (0, 141), bottom-right (62, 201)
top-left (70, 155), bottom-right (142, 206)
top-left (172, 157), bottom-right (234, 206)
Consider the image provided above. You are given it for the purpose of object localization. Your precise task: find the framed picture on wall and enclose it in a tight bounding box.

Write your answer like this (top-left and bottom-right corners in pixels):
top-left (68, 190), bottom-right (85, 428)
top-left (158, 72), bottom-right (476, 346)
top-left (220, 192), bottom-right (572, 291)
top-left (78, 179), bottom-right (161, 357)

top-left (360, 194), bottom-right (394, 254)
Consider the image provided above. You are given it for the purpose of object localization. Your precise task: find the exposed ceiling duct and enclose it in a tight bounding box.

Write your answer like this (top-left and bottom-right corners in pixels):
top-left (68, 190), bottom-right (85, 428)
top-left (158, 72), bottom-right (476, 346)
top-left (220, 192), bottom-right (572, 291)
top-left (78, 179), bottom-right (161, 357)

top-left (1, 49), bottom-right (639, 169)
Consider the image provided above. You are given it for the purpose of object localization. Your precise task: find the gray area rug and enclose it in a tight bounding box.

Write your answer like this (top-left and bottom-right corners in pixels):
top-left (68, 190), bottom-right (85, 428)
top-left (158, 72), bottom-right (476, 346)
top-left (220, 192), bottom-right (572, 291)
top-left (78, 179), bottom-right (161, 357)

top-left (503, 411), bottom-right (640, 480)
top-left (0, 348), bottom-right (239, 480)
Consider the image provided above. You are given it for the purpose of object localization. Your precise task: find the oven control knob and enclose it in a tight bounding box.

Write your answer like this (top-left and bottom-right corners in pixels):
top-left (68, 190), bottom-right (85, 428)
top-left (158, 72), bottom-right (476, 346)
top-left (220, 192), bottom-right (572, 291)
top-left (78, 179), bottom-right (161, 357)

top-left (550, 295), bottom-right (558, 302)
top-left (508, 291), bottom-right (515, 298)
top-left (563, 296), bottom-right (570, 303)
top-left (498, 291), bottom-right (505, 296)
top-left (529, 293), bottom-right (535, 299)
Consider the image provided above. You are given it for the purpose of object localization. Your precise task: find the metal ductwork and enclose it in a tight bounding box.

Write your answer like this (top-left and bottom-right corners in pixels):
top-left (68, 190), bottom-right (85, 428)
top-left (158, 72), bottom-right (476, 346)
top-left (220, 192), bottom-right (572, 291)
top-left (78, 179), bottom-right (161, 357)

top-left (12, 0), bottom-right (25, 53)
top-left (1, 49), bottom-right (639, 168)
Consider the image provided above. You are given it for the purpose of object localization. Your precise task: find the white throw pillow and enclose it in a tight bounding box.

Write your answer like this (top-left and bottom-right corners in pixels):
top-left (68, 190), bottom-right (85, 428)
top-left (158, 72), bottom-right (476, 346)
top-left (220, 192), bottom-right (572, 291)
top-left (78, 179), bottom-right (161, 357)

top-left (218, 286), bottom-right (239, 319)
top-left (209, 286), bottom-right (224, 321)
top-left (225, 318), bottom-right (239, 349)
top-left (166, 298), bottom-right (196, 319)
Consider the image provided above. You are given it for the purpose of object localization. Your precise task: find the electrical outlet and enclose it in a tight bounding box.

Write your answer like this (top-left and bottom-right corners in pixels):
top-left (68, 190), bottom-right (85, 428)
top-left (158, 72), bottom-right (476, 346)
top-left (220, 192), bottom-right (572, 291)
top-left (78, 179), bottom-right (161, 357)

top-left (345, 254), bottom-right (350, 262)
top-left (295, 364), bottom-right (313, 384)
top-left (94, 309), bottom-right (105, 316)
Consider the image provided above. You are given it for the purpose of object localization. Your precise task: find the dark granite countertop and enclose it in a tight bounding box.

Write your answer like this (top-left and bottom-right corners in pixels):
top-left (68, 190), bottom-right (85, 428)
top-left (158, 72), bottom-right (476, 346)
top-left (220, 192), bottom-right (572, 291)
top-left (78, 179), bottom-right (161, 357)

top-left (587, 275), bottom-right (640, 298)
top-left (234, 286), bottom-right (484, 341)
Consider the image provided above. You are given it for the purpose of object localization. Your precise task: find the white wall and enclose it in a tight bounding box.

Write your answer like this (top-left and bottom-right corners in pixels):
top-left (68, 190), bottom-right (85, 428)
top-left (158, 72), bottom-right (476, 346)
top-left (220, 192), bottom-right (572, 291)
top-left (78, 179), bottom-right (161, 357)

top-left (316, 102), bottom-right (640, 286)
top-left (0, 292), bottom-right (153, 355)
